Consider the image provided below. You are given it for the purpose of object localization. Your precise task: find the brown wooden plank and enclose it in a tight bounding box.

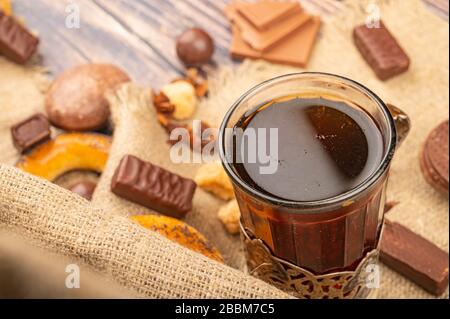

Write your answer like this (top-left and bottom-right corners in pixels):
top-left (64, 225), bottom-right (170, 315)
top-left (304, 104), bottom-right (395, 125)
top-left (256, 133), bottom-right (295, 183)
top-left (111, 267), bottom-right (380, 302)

top-left (13, 0), bottom-right (232, 86)
top-left (13, 0), bottom-right (180, 84)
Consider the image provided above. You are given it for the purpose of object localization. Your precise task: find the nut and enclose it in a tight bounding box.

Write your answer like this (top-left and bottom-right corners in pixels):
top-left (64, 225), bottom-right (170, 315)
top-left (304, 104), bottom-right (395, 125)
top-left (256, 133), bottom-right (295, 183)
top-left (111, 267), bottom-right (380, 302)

top-left (217, 200), bottom-right (240, 235)
top-left (152, 90), bottom-right (175, 114)
top-left (45, 64), bottom-right (130, 131)
top-left (16, 133), bottom-right (111, 181)
top-left (185, 68), bottom-right (209, 97)
top-left (195, 162), bottom-right (234, 200)
top-left (194, 80), bottom-right (209, 98)
top-left (158, 114), bottom-right (214, 151)
top-left (131, 214), bottom-right (223, 263)
top-left (161, 80), bottom-right (197, 120)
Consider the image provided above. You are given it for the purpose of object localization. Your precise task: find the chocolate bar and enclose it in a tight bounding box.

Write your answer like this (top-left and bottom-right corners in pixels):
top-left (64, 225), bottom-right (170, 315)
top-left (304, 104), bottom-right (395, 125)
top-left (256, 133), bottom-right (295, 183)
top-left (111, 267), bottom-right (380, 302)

top-left (237, 1), bottom-right (299, 31)
top-left (11, 114), bottom-right (51, 153)
top-left (225, 2), bottom-right (310, 51)
top-left (231, 17), bottom-right (321, 68)
top-left (380, 220), bottom-right (449, 295)
top-left (111, 155), bottom-right (196, 218)
top-left (353, 21), bottom-right (410, 81)
top-left (0, 10), bottom-right (39, 64)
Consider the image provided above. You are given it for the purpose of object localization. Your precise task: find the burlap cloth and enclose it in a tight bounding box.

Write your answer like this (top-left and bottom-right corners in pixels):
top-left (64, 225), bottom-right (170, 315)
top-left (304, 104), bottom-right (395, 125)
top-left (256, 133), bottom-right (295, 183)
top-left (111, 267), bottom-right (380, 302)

top-left (0, 232), bottom-right (134, 298)
top-left (0, 0), bottom-right (448, 298)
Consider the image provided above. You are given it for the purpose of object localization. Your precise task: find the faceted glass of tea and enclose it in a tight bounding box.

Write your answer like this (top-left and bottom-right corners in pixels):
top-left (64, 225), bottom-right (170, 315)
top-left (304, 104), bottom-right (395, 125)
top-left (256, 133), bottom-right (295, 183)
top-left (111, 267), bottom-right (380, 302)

top-left (219, 73), bottom-right (409, 298)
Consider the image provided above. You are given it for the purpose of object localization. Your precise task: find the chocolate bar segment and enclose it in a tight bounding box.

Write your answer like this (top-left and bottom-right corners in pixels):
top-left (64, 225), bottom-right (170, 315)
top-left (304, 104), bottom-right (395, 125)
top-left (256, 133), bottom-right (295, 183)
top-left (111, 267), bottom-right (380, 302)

top-left (0, 10), bottom-right (39, 64)
top-left (11, 114), bottom-right (51, 153)
top-left (111, 155), bottom-right (196, 218)
top-left (353, 21), bottom-right (410, 80)
top-left (380, 220), bottom-right (449, 295)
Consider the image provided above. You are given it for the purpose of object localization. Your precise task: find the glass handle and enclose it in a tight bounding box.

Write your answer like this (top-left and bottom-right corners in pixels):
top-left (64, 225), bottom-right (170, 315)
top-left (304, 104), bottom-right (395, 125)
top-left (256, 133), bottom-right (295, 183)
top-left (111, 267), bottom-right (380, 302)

top-left (386, 103), bottom-right (411, 147)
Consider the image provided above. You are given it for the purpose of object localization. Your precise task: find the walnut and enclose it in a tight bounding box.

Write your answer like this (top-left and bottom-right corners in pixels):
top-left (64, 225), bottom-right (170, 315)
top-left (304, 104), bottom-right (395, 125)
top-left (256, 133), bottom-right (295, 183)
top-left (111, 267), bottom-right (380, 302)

top-left (153, 91), bottom-right (175, 114)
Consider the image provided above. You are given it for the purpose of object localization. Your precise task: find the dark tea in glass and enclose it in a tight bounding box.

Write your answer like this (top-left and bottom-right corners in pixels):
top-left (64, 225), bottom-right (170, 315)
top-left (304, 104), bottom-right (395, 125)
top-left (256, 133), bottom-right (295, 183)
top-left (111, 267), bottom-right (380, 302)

top-left (219, 73), bottom-right (409, 298)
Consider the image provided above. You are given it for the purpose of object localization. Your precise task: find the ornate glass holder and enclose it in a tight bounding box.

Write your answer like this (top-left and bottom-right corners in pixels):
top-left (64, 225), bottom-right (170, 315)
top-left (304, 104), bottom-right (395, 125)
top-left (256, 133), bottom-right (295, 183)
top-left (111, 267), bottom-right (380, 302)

top-left (240, 223), bottom-right (381, 299)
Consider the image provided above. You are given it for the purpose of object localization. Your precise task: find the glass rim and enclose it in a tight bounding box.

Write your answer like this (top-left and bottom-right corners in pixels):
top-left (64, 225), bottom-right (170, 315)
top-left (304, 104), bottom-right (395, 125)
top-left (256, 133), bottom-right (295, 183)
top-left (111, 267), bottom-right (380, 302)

top-left (218, 72), bottom-right (397, 210)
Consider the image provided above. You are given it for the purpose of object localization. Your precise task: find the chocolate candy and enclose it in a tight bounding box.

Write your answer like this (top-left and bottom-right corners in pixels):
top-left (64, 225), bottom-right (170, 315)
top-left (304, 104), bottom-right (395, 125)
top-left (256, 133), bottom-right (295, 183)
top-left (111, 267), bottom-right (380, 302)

top-left (68, 181), bottom-right (97, 200)
top-left (380, 220), bottom-right (449, 295)
top-left (45, 64), bottom-right (130, 131)
top-left (420, 120), bottom-right (449, 196)
top-left (353, 21), bottom-right (410, 81)
top-left (0, 10), bottom-right (39, 64)
top-left (10, 114), bottom-right (51, 153)
top-left (176, 28), bottom-right (214, 65)
top-left (111, 155), bottom-right (196, 218)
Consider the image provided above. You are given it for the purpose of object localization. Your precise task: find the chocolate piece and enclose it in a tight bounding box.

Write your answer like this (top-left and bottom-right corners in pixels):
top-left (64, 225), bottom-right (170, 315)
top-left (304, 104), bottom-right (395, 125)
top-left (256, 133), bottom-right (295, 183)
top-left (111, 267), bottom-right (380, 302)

top-left (111, 155), bottom-right (196, 218)
top-left (45, 64), bottom-right (130, 131)
top-left (237, 1), bottom-right (299, 31)
top-left (176, 28), bottom-right (214, 66)
top-left (68, 181), bottom-right (97, 200)
top-left (10, 114), bottom-right (51, 153)
top-left (225, 2), bottom-right (310, 52)
top-left (0, 11), bottom-right (39, 64)
top-left (230, 17), bottom-right (321, 68)
top-left (380, 220), bottom-right (449, 295)
top-left (353, 21), bottom-right (410, 81)
top-left (420, 120), bottom-right (449, 196)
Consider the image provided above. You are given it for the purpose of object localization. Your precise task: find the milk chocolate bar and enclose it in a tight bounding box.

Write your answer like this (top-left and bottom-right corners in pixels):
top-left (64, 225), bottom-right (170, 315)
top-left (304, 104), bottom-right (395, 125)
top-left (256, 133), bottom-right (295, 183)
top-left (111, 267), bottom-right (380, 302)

top-left (11, 114), bottom-right (51, 153)
top-left (225, 1), bottom-right (310, 51)
top-left (0, 10), bottom-right (39, 64)
top-left (380, 220), bottom-right (449, 295)
top-left (353, 21), bottom-right (409, 81)
top-left (111, 155), bottom-right (196, 218)
top-left (230, 17), bottom-right (321, 68)
top-left (237, 1), bottom-right (299, 31)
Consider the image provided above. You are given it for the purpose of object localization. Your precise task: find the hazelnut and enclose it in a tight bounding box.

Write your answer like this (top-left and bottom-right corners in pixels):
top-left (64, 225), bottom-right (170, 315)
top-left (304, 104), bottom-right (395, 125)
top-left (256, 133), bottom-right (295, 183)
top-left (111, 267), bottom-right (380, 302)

top-left (161, 80), bottom-right (197, 120)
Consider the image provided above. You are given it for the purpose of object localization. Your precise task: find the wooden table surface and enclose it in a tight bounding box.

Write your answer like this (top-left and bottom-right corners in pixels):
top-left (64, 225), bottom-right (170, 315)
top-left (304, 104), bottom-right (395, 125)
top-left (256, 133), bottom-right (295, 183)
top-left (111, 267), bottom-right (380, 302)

top-left (13, 0), bottom-right (448, 87)
top-left (14, 0), bottom-right (232, 87)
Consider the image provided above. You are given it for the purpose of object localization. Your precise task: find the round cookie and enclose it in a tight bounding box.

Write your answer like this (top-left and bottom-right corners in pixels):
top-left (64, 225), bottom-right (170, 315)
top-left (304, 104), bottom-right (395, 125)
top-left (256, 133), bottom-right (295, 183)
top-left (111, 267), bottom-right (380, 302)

top-left (420, 120), bottom-right (449, 196)
top-left (45, 64), bottom-right (130, 131)
top-left (131, 215), bottom-right (223, 263)
top-left (16, 133), bottom-right (111, 181)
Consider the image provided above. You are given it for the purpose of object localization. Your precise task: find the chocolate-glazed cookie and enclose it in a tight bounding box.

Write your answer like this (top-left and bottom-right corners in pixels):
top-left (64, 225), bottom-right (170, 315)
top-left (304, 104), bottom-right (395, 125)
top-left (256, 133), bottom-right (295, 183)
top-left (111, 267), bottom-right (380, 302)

top-left (420, 120), bottom-right (449, 196)
top-left (45, 64), bottom-right (130, 131)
